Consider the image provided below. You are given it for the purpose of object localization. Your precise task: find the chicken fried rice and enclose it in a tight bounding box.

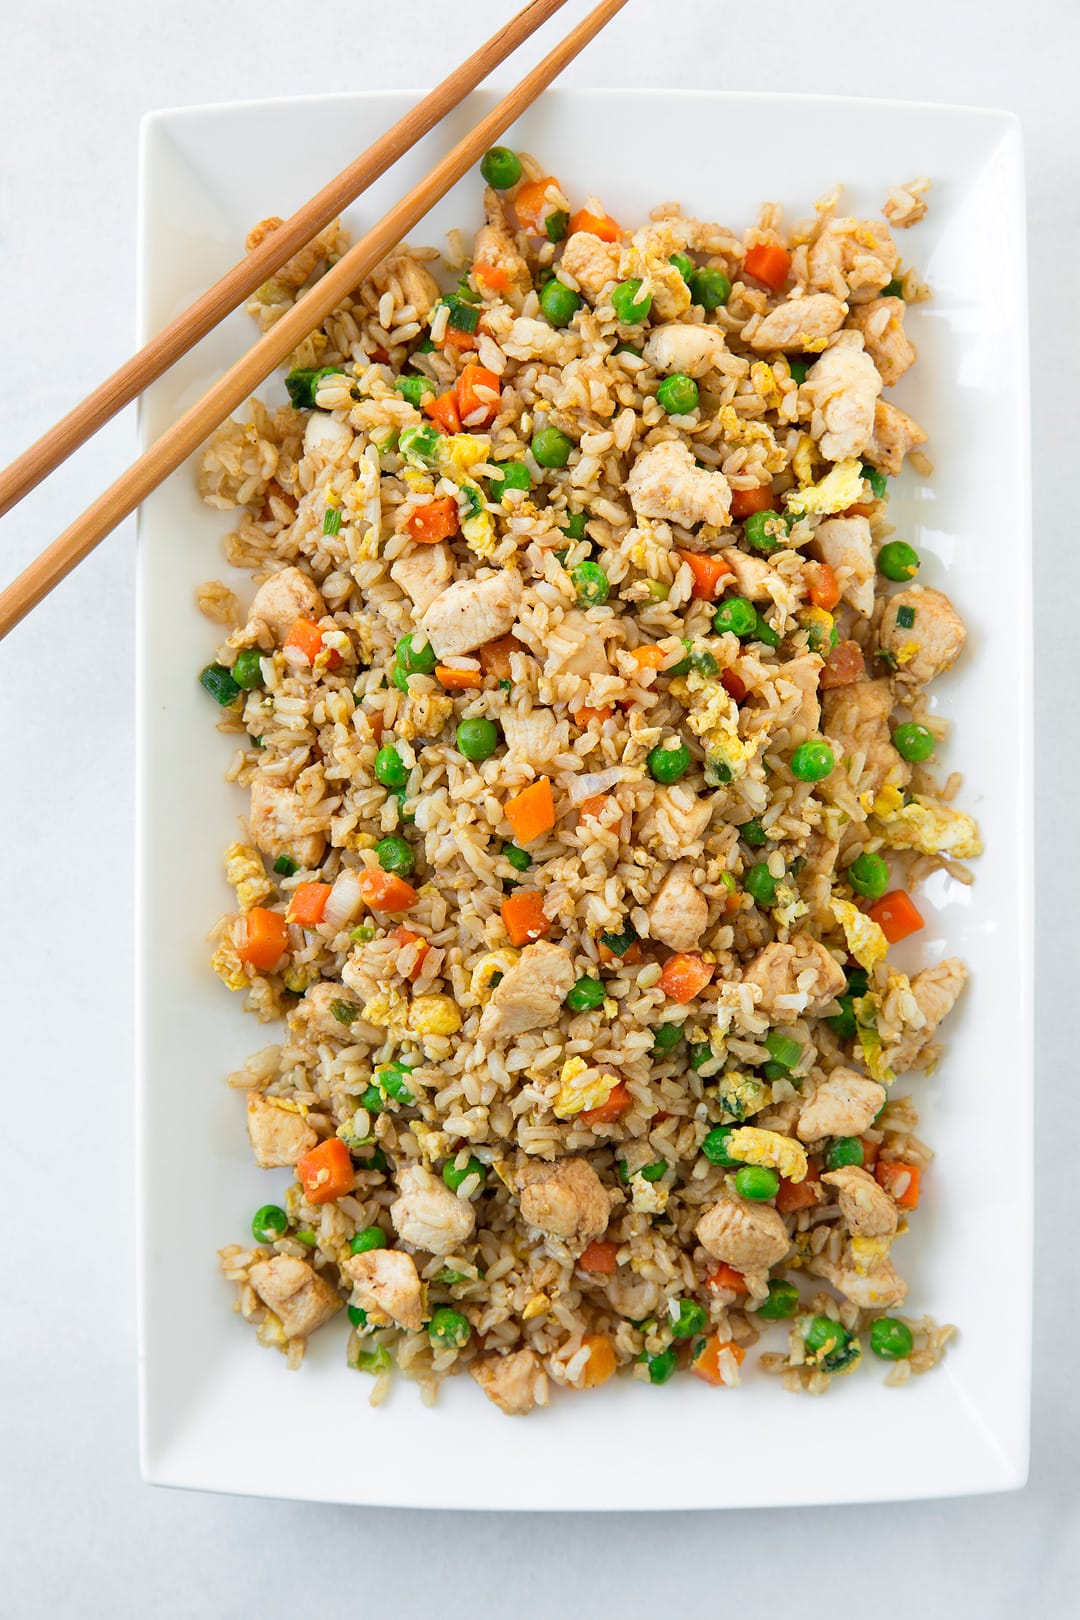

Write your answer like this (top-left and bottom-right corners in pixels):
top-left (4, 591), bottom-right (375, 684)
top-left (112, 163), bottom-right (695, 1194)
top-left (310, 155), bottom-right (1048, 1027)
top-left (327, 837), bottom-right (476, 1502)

top-left (201, 152), bottom-right (973, 1414)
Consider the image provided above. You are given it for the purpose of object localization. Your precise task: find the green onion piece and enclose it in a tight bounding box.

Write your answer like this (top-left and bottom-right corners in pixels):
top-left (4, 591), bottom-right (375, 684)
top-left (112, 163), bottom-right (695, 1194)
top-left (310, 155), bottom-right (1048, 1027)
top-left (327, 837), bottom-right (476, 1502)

top-left (284, 366), bottom-right (340, 410)
top-left (599, 923), bottom-right (638, 958)
top-left (445, 296), bottom-right (479, 334)
top-left (273, 854), bottom-right (298, 876)
top-left (330, 999), bottom-right (360, 1026)
top-left (323, 507), bottom-right (342, 536)
top-left (199, 664), bottom-right (240, 706)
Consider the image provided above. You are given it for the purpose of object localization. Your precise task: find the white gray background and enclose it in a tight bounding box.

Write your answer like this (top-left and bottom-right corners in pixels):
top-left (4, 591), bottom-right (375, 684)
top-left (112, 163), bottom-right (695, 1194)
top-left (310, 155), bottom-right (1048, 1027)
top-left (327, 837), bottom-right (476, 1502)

top-left (1, 1), bottom-right (1076, 1613)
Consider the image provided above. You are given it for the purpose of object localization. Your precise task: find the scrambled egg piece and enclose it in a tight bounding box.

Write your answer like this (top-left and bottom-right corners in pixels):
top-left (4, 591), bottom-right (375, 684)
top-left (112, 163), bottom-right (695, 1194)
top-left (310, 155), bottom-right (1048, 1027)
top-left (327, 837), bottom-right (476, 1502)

top-left (716, 406), bottom-right (786, 474)
top-left (850, 1235), bottom-right (893, 1274)
top-left (435, 435), bottom-right (496, 556)
top-left (631, 1176), bottom-right (668, 1215)
top-left (671, 668), bottom-right (762, 782)
top-left (620, 224), bottom-right (692, 318)
top-left (773, 881), bottom-right (810, 930)
top-left (470, 949), bottom-right (520, 1003)
top-left (553, 1058), bottom-right (615, 1119)
top-left (750, 361), bottom-right (782, 410)
top-left (411, 1121), bottom-right (454, 1164)
top-left (342, 443), bottom-right (383, 557)
top-left (854, 995), bottom-right (895, 1085)
top-left (831, 896), bottom-right (889, 971)
top-left (727, 1126), bottom-right (808, 1183)
top-left (410, 995), bottom-right (462, 1036)
top-left (715, 1069), bottom-right (768, 1122)
top-left (792, 433), bottom-right (819, 486)
top-left (224, 842), bottom-right (273, 912)
top-left (873, 795), bottom-right (983, 860)
top-left (210, 932), bottom-right (247, 991)
top-left (785, 457), bottom-right (866, 516)
top-left (859, 783), bottom-right (904, 818)
top-left (523, 1292), bottom-right (551, 1321)
top-left (397, 691), bottom-right (455, 743)
top-left (437, 433), bottom-right (491, 481)
top-left (360, 984), bottom-right (412, 1037)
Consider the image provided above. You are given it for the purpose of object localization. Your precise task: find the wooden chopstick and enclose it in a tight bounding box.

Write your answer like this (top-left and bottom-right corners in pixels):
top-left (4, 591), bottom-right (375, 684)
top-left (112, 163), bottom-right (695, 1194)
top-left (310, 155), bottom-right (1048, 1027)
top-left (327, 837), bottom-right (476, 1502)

top-left (0, 0), bottom-right (571, 521)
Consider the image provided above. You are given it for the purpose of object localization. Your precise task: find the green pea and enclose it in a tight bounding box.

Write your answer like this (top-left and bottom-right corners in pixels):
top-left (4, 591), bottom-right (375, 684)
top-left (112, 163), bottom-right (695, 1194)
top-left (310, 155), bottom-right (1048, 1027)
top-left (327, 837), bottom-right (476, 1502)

top-left (294, 1229), bottom-right (317, 1248)
top-left (394, 374), bottom-right (435, 407)
top-left (827, 996), bottom-right (857, 1041)
top-left (232, 648), bottom-right (265, 690)
top-left (479, 145), bottom-right (522, 189)
top-left (846, 966), bottom-right (869, 996)
top-left (565, 976), bottom-right (606, 1012)
top-left (740, 819), bottom-right (768, 848)
top-left (251, 1204), bottom-right (288, 1244)
top-left (355, 1344), bottom-right (392, 1375)
top-left (284, 365), bottom-right (340, 410)
top-left (765, 1032), bottom-right (802, 1069)
top-left (560, 511), bottom-right (588, 540)
top-left (647, 739), bottom-right (692, 784)
top-left (545, 209), bottom-right (570, 244)
top-left (826, 1137), bottom-right (865, 1171)
top-left (377, 1061), bottom-right (415, 1105)
top-left (757, 1279), bottom-right (800, 1320)
top-left (372, 835), bottom-right (412, 878)
top-left (503, 842), bottom-right (531, 872)
top-left (394, 786), bottom-right (415, 824)
top-left (892, 722), bottom-right (935, 763)
top-left (734, 1165), bottom-right (779, 1201)
top-left (713, 596), bottom-right (758, 638)
top-left (489, 461), bottom-right (532, 500)
top-left (572, 559), bottom-right (610, 607)
top-left (788, 358), bottom-right (809, 385)
top-left (701, 1125), bottom-right (739, 1167)
top-left (350, 1225), bottom-right (388, 1254)
top-left (374, 745), bottom-right (408, 789)
top-left (641, 1346), bottom-right (678, 1384)
top-left (670, 1298), bottom-right (707, 1339)
top-left (752, 611), bottom-right (780, 649)
top-left (745, 863), bottom-right (778, 908)
top-left (427, 1305), bottom-right (472, 1350)
top-left (848, 850), bottom-right (890, 900)
top-left (199, 663), bottom-right (240, 707)
top-left (804, 1314), bottom-right (860, 1373)
top-left (656, 373), bottom-right (699, 416)
top-left (347, 1304), bottom-right (368, 1329)
top-left (540, 276), bottom-right (582, 326)
top-left (870, 1317), bottom-right (915, 1361)
top-left (613, 341), bottom-right (643, 359)
top-left (860, 461), bottom-right (889, 499)
top-left (611, 277), bottom-right (652, 323)
top-left (442, 1155), bottom-right (486, 1193)
top-left (669, 252), bottom-right (694, 283)
top-left (652, 1022), bottom-right (683, 1055)
top-left (744, 509), bottom-right (789, 554)
top-left (790, 741), bottom-right (835, 782)
top-left (532, 427), bottom-right (574, 468)
top-left (394, 633), bottom-right (437, 677)
top-left (618, 1158), bottom-right (666, 1185)
top-left (877, 540), bottom-right (920, 581)
top-left (688, 267), bottom-right (731, 309)
top-left (456, 717), bottom-right (500, 761)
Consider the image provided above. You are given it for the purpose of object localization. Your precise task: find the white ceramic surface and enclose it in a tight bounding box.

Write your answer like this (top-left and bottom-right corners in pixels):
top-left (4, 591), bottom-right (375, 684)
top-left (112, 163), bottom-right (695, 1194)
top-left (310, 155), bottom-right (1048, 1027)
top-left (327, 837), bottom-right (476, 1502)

top-left (136, 88), bottom-right (1031, 1509)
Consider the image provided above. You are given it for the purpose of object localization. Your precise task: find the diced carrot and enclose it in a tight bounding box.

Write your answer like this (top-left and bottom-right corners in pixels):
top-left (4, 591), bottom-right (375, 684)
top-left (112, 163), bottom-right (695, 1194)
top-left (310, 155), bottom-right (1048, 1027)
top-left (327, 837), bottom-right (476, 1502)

top-left (423, 390), bottom-right (462, 433)
top-left (820, 639), bottom-right (866, 689)
top-left (367, 708), bottom-right (385, 744)
top-left (236, 907), bottom-right (289, 972)
top-left (677, 548), bottom-right (734, 601)
top-left (868, 889), bottom-right (925, 944)
top-left (580, 1080), bottom-right (632, 1127)
top-left (842, 503), bottom-right (876, 519)
top-left (579, 1239), bottom-right (619, 1275)
top-left (569, 208), bottom-right (621, 242)
top-left (742, 241), bottom-right (791, 292)
top-left (283, 617), bottom-right (342, 669)
top-left (500, 890), bottom-right (551, 947)
top-left (706, 1263), bottom-right (747, 1295)
top-left (876, 1159), bottom-right (921, 1210)
top-left (573, 705), bottom-right (614, 727)
top-left (478, 635), bottom-right (523, 680)
top-left (287, 882), bottom-right (332, 928)
top-left (504, 777), bottom-right (556, 844)
top-left (729, 484), bottom-right (778, 520)
top-left (406, 496), bottom-right (459, 545)
top-left (392, 924), bottom-right (430, 981)
top-left (295, 1136), bottom-right (354, 1205)
top-left (658, 952), bottom-right (715, 1004)
top-left (358, 869), bottom-right (418, 913)
top-left (369, 345), bottom-right (390, 364)
top-left (441, 324), bottom-right (477, 352)
top-left (776, 1174), bottom-right (820, 1213)
top-left (721, 667), bottom-right (747, 702)
top-left (578, 1333), bottom-right (617, 1388)
top-left (630, 644), bottom-right (667, 670)
top-left (435, 664), bottom-right (482, 690)
top-left (514, 177), bottom-right (561, 234)
top-left (859, 1136), bottom-right (880, 1171)
top-left (473, 260), bottom-right (510, 292)
top-left (690, 1335), bottom-right (746, 1387)
top-left (807, 561), bottom-right (842, 611)
top-left (599, 940), bottom-right (643, 966)
top-left (578, 793), bottom-right (610, 822)
top-left (455, 363), bottom-right (501, 428)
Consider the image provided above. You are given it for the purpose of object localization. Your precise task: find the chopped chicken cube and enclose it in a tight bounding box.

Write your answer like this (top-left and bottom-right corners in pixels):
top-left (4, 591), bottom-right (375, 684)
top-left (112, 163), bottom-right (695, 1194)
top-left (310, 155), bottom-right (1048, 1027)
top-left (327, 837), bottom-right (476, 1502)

top-left (746, 293), bottom-right (848, 354)
top-left (479, 941), bottom-right (576, 1040)
top-left (847, 296), bottom-right (917, 387)
top-left (647, 863), bottom-right (708, 951)
top-left (516, 1155), bottom-right (611, 1251)
top-left (248, 774), bottom-right (326, 871)
top-left (801, 333), bottom-right (882, 463)
top-left (626, 439), bottom-right (732, 528)
top-left (810, 514), bottom-right (875, 617)
top-left (342, 1247), bottom-right (423, 1331)
top-left (797, 1067), bottom-right (887, 1143)
top-left (248, 1253), bottom-right (342, 1338)
top-left (363, 252), bottom-right (442, 319)
top-left (643, 323), bottom-right (732, 377)
top-left (420, 571), bottom-right (522, 657)
top-left (822, 1164), bottom-right (899, 1237)
top-left (245, 1092), bottom-right (318, 1168)
top-left (862, 398), bottom-right (927, 476)
top-left (473, 187), bottom-right (532, 301)
top-left (390, 542), bottom-right (454, 616)
top-left (637, 786), bottom-right (714, 861)
top-left (470, 1347), bottom-right (549, 1415)
top-left (390, 1164), bottom-right (476, 1256)
top-left (743, 934), bottom-right (846, 1019)
top-left (810, 1249), bottom-right (908, 1310)
top-left (889, 958), bottom-right (968, 1073)
top-left (248, 566), bottom-right (326, 641)
top-left (879, 586), bottom-right (966, 687)
top-left (695, 1196), bottom-right (790, 1272)
top-left (822, 677), bottom-right (909, 797)
top-left (560, 230), bottom-right (622, 303)
top-left (807, 216), bottom-right (899, 304)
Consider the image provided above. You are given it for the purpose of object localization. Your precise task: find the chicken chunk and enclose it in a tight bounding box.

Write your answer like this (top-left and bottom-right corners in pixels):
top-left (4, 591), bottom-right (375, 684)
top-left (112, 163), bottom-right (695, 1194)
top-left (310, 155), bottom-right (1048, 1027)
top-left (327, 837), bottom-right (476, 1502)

top-left (746, 293), bottom-right (848, 354)
top-left (810, 514), bottom-right (875, 617)
top-left (810, 1249), bottom-right (908, 1310)
top-left (560, 230), bottom-right (622, 304)
top-left (479, 941), bottom-right (576, 1040)
top-left (643, 323), bottom-right (731, 377)
top-left (637, 786), bottom-right (713, 861)
top-left (248, 565), bottom-right (326, 641)
top-left (419, 570), bottom-right (522, 658)
top-left (720, 547), bottom-right (777, 602)
top-left (245, 1092), bottom-right (318, 1168)
top-left (501, 708), bottom-right (562, 764)
top-left (516, 1156), bottom-right (611, 1251)
top-left (248, 774), bottom-right (326, 871)
top-left (743, 934), bottom-right (846, 1019)
top-left (889, 958), bottom-right (968, 1073)
top-left (694, 1196), bottom-right (790, 1272)
top-left (363, 252), bottom-right (442, 319)
top-left (473, 186), bottom-right (532, 301)
top-left (861, 398), bottom-right (927, 477)
top-left (646, 863), bottom-right (709, 951)
top-left (390, 542), bottom-right (454, 617)
top-left (807, 216), bottom-right (899, 304)
top-left (847, 296), bottom-right (916, 387)
top-left (879, 586), bottom-right (966, 688)
top-left (796, 1067), bottom-right (887, 1143)
top-left (801, 333), bottom-right (882, 463)
top-left (342, 1247), bottom-right (423, 1331)
top-left (823, 1164), bottom-right (898, 1238)
top-left (883, 178), bottom-right (931, 229)
top-left (822, 678), bottom-right (909, 797)
top-left (777, 652), bottom-right (823, 734)
top-left (390, 1164), bottom-right (476, 1256)
top-left (303, 412), bottom-right (352, 462)
top-left (291, 980), bottom-right (362, 1043)
top-left (544, 609), bottom-right (612, 679)
top-left (469, 1347), bottom-right (549, 1416)
top-left (502, 315), bottom-right (583, 364)
top-left (604, 1268), bottom-right (662, 1320)
top-left (626, 439), bottom-right (732, 529)
top-left (248, 1253), bottom-right (342, 1338)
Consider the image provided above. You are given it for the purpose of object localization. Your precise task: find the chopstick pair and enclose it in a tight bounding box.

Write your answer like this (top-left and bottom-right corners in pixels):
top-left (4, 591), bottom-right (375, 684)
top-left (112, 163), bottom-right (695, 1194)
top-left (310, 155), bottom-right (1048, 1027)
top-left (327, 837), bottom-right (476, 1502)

top-left (0, 0), bottom-right (629, 639)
